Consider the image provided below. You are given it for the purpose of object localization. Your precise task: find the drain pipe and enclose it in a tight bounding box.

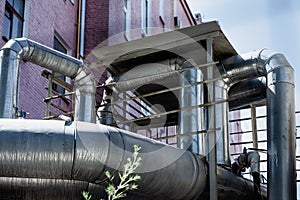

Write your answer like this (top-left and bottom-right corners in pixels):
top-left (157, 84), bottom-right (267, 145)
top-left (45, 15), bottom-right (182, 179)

top-left (77, 0), bottom-right (86, 58)
top-left (0, 38), bottom-right (96, 122)
top-left (222, 49), bottom-right (296, 200)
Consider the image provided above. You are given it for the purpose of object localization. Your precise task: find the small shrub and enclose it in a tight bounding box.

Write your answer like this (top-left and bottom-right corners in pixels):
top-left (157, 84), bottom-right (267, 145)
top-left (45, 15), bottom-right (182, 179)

top-left (82, 145), bottom-right (142, 200)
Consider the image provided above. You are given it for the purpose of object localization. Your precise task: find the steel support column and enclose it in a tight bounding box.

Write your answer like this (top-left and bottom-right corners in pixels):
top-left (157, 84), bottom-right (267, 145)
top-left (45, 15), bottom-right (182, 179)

top-left (206, 38), bottom-right (218, 200)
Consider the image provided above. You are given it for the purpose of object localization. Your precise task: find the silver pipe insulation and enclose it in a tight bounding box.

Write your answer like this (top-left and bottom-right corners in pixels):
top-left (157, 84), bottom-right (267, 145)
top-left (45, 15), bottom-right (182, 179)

top-left (215, 79), bottom-right (230, 166)
top-left (109, 58), bottom-right (231, 165)
top-left (0, 177), bottom-right (106, 200)
top-left (111, 58), bottom-right (183, 92)
top-left (221, 52), bottom-right (266, 86)
top-left (178, 60), bottom-right (202, 153)
top-left (0, 38), bottom-right (292, 199)
top-left (0, 119), bottom-right (207, 200)
top-left (228, 78), bottom-right (266, 110)
top-left (0, 38), bottom-right (96, 122)
top-left (222, 49), bottom-right (296, 200)
top-left (0, 119), bottom-right (266, 200)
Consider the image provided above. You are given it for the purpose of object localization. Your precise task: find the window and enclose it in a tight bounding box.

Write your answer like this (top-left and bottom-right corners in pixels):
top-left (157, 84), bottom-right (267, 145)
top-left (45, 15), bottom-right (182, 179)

top-left (2, 0), bottom-right (25, 41)
top-left (141, 0), bottom-right (150, 35)
top-left (53, 37), bottom-right (68, 94)
top-left (174, 16), bottom-right (181, 28)
top-left (124, 0), bottom-right (131, 39)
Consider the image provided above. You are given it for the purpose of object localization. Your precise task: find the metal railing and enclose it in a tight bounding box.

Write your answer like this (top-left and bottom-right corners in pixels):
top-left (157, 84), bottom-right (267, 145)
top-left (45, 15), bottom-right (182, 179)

top-left (229, 106), bottom-right (300, 192)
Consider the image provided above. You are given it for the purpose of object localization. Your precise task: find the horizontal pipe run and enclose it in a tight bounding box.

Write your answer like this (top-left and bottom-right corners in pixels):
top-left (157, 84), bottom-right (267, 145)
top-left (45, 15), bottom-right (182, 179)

top-left (106, 61), bottom-right (219, 90)
top-left (0, 119), bottom-right (207, 200)
top-left (228, 78), bottom-right (266, 111)
top-left (100, 76), bottom-right (224, 108)
top-left (0, 119), bottom-right (266, 200)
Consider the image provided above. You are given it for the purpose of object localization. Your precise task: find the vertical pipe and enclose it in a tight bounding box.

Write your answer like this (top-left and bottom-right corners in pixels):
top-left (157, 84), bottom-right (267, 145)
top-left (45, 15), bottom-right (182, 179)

top-left (79, 0), bottom-right (86, 57)
top-left (215, 79), bottom-right (230, 165)
top-left (74, 67), bottom-right (96, 123)
top-left (222, 50), bottom-right (296, 200)
top-left (177, 60), bottom-right (201, 153)
top-left (266, 58), bottom-right (296, 200)
top-left (76, 0), bottom-right (82, 59)
top-left (206, 38), bottom-right (218, 200)
top-left (0, 49), bottom-right (19, 118)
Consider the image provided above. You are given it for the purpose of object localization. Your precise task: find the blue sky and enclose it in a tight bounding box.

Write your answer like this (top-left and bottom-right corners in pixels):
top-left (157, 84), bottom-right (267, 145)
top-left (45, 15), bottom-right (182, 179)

top-left (186, 0), bottom-right (300, 109)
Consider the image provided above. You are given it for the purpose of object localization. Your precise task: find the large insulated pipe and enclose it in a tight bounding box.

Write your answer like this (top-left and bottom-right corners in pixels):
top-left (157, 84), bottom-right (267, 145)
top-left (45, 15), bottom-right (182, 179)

top-left (110, 58), bottom-right (182, 92)
top-left (178, 60), bottom-right (202, 153)
top-left (0, 119), bottom-right (266, 200)
top-left (228, 78), bottom-right (266, 111)
top-left (215, 79), bottom-right (230, 165)
top-left (0, 38), bottom-right (96, 122)
top-left (0, 119), bottom-right (207, 200)
top-left (222, 49), bottom-right (296, 200)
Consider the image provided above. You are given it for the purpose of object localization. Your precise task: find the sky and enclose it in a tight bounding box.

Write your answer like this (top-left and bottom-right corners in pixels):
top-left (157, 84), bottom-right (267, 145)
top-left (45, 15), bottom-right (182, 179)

top-left (186, 0), bottom-right (300, 110)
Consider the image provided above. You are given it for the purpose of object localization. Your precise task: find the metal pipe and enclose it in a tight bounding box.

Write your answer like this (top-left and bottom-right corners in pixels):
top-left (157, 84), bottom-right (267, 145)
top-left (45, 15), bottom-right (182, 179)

top-left (0, 119), bottom-right (207, 200)
top-left (228, 78), bottom-right (266, 111)
top-left (0, 38), bottom-right (96, 122)
top-left (220, 52), bottom-right (266, 86)
top-left (0, 118), bottom-right (266, 200)
top-left (79, 0), bottom-right (86, 57)
top-left (177, 59), bottom-right (202, 153)
top-left (222, 49), bottom-right (296, 200)
top-left (215, 79), bottom-right (230, 166)
top-left (111, 58), bottom-right (183, 92)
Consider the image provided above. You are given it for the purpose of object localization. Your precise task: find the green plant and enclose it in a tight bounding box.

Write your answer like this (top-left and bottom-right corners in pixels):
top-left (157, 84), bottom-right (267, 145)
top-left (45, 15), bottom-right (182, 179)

top-left (82, 191), bottom-right (92, 200)
top-left (82, 145), bottom-right (142, 200)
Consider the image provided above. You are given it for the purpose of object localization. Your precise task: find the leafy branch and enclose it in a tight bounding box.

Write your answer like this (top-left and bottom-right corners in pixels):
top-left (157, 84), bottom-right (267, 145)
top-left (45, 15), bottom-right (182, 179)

top-left (82, 145), bottom-right (142, 200)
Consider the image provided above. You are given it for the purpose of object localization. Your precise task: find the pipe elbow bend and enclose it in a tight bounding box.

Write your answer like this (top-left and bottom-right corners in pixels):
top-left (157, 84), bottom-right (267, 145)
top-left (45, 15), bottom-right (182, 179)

top-left (74, 65), bottom-right (96, 94)
top-left (257, 49), bottom-right (293, 72)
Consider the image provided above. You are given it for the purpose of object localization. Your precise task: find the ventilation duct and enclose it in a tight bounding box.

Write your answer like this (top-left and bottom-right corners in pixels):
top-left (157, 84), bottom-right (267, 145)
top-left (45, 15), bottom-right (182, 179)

top-left (222, 49), bottom-right (296, 200)
top-left (0, 119), bottom-right (266, 199)
top-left (0, 38), bottom-right (96, 122)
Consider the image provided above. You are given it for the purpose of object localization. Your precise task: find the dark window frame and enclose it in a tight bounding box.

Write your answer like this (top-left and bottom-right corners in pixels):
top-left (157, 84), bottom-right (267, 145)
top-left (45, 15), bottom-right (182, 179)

top-left (2, 0), bottom-right (25, 41)
top-left (52, 37), bottom-right (68, 95)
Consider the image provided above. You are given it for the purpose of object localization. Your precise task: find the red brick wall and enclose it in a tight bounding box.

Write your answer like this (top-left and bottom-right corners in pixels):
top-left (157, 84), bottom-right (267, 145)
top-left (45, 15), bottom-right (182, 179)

top-left (84, 0), bottom-right (109, 55)
top-left (106, 0), bottom-right (195, 42)
top-left (0, 0), bottom-right (5, 47)
top-left (108, 0), bottom-right (124, 39)
top-left (2, 0), bottom-right (79, 119)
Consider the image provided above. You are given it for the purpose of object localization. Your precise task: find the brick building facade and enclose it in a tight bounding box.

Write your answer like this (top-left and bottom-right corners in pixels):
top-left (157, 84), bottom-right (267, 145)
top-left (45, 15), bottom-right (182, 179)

top-left (0, 0), bottom-right (196, 119)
